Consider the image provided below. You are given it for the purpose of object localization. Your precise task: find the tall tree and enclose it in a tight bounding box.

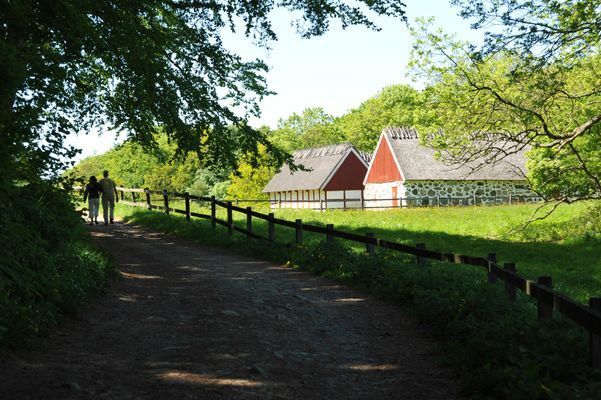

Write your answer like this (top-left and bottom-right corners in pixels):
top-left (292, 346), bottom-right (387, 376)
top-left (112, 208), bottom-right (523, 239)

top-left (269, 107), bottom-right (344, 152)
top-left (410, 1), bottom-right (601, 206)
top-left (0, 0), bottom-right (406, 184)
top-left (227, 144), bottom-right (275, 200)
top-left (336, 84), bottom-right (428, 151)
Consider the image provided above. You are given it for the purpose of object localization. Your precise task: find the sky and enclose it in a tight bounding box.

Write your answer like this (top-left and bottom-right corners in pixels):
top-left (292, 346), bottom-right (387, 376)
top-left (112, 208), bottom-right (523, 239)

top-left (65, 0), bottom-right (480, 162)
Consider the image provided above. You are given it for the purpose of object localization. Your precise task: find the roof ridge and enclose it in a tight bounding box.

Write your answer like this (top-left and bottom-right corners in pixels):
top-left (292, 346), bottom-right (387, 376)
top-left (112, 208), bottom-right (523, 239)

top-left (384, 126), bottom-right (419, 140)
top-left (293, 142), bottom-right (354, 159)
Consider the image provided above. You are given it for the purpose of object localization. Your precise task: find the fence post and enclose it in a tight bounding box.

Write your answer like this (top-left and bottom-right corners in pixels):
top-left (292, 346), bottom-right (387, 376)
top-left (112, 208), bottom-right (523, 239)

top-left (211, 196), bottom-right (216, 229)
top-left (504, 263), bottom-right (517, 301)
top-left (589, 297), bottom-right (601, 368)
top-left (131, 191), bottom-right (136, 204)
top-left (246, 207), bottom-right (252, 240)
top-left (184, 192), bottom-right (191, 222)
top-left (509, 193), bottom-right (512, 205)
top-left (416, 243), bottom-right (427, 265)
top-left (120, 190), bottom-right (124, 201)
top-left (366, 232), bottom-right (375, 255)
top-left (268, 212), bottom-right (275, 241)
top-left (487, 253), bottom-right (498, 283)
top-left (295, 219), bottom-right (303, 244)
top-left (537, 276), bottom-right (553, 319)
top-left (226, 201), bottom-right (233, 236)
top-left (326, 224), bottom-right (334, 242)
top-left (163, 189), bottom-right (169, 215)
top-left (145, 188), bottom-right (151, 210)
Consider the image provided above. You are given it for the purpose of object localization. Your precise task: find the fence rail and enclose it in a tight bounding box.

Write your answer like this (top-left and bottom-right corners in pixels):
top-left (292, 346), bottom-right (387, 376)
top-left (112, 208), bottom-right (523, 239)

top-left (180, 195), bottom-right (542, 210)
top-left (91, 186), bottom-right (601, 367)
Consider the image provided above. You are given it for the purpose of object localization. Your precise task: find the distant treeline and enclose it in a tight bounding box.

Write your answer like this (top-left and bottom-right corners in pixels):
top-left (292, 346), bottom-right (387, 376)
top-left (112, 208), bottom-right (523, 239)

top-left (68, 84), bottom-right (434, 200)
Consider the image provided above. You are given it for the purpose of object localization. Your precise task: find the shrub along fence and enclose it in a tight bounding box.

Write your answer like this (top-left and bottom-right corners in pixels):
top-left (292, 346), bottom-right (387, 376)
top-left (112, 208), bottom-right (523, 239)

top-left (113, 186), bottom-right (601, 368)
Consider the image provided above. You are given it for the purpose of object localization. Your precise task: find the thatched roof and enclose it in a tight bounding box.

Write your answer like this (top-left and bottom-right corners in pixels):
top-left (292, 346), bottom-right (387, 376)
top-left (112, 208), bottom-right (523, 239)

top-left (263, 143), bottom-right (368, 192)
top-left (381, 127), bottom-right (527, 181)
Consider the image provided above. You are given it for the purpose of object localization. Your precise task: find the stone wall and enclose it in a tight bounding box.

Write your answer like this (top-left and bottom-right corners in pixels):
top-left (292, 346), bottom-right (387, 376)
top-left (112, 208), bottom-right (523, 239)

top-left (364, 180), bottom-right (541, 208)
top-left (404, 180), bottom-right (540, 206)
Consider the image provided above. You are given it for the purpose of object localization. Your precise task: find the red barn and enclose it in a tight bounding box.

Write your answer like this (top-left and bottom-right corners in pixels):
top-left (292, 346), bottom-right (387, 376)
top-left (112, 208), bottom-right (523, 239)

top-left (363, 127), bottom-right (537, 207)
top-left (263, 143), bottom-right (370, 209)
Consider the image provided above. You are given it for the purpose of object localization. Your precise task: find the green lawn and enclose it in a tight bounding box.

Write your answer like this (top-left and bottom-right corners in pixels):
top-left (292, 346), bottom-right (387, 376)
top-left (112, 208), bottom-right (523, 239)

top-left (123, 198), bottom-right (601, 303)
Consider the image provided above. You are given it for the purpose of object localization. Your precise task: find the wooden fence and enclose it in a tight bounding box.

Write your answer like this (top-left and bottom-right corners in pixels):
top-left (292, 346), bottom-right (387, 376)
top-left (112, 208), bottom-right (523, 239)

top-left (111, 186), bottom-right (601, 368)
top-left (266, 195), bottom-right (542, 210)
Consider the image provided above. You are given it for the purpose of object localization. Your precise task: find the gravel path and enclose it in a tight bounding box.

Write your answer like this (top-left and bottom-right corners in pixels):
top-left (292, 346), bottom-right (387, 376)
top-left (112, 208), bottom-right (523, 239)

top-left (0, 221), bottom-right (459, 399)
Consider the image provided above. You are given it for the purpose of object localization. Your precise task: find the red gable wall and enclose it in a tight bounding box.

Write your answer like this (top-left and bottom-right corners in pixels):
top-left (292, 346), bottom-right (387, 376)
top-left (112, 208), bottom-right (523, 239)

top-left (324, 152), bottom-right (367, 191)
top-left (365, 137), bottom-right (402, 183)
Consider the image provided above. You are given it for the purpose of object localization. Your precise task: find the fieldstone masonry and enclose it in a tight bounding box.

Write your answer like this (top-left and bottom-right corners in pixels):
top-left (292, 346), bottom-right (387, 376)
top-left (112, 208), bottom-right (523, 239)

top-left (364, 180), bottom-right (541, 208)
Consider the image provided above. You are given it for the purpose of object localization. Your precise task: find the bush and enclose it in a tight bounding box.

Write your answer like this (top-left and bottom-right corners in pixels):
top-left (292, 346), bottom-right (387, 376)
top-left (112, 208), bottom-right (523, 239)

top-left (0, 181), bottom-right (115, 348)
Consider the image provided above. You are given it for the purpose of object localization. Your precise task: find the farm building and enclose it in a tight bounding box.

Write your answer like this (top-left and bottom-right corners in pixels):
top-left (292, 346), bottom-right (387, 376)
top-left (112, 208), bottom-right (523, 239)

top-left (263, 143), bottom-right (370, 209)
top-left (363, 127), bottom-right (540, 208)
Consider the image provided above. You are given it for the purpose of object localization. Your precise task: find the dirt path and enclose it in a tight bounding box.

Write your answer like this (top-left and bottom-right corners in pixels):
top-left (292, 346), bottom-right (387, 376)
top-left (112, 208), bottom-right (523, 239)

top-left (1, 221), bottom-right (459, 399)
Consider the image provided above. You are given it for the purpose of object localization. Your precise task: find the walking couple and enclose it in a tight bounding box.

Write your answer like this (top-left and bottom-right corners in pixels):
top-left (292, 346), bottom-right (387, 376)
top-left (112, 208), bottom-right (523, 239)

top-left (83, 170), bottom-right (119, 225)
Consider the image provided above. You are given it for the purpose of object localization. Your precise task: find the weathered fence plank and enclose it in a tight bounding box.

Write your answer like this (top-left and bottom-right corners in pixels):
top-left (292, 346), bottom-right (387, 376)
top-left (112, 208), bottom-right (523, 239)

top-left (537, 276), bottom-right (554, 319)
top-left (246, 207), bottom-right (253, 240)
top-left (487, 253), bottom-right (497, 284)
top-left (162, 190), bottom-right (169, 215)
top-left (326, 224), bottom-right (334, 242)
top-left (504, 263), bottom-right (517, 301)
top-left (211, 196), bottom-right (216, 229)
top-left (589, 298), bottom-right (601, 368)
top-left (366, 232), bottom-right (375, 254)
top-left (268, 212), bottom-right (275, 241)
top-left (295, 219), bottom-right (303, 244)
top-left (226, 201), bottom-right (233, 236)
top-left (184, 192), bottom-right (191, 222)
top-left (145, 188), bottom-right (151, 210)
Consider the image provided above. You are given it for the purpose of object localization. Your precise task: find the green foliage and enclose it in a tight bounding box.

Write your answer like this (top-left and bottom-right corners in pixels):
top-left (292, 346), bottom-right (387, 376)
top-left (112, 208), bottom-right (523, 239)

top-left (186, 168), bottom-right (231, 197)
top-left (1, 0), bottom-right (406, 188)
top-left (269, 107), bottom-right (345, 152)
top-left (0, 181), bottom-right (115, 348)
top-left (266, 86), bottom-right (432, 154)
top-left (336, 84), bottom-right (430, 151)
top-left (227, 144), bottom-right (276, 200)
top-left (409, 5), bottom-right (601, 202)
top-left (69, 132), bottom-right (210, 192)
top-left (117, 204), bottom-right (601, 398)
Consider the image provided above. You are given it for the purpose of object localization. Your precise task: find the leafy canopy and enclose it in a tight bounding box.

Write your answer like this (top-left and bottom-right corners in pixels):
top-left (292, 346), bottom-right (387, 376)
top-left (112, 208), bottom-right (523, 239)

top-left (336, 84), bottom-right (429, 151)
top-left (269, 107), bottom-right (344, 153)
top-left (410, 1), bottom-right (601, 206)
top-left (1, 0), bottom-right (406, 183)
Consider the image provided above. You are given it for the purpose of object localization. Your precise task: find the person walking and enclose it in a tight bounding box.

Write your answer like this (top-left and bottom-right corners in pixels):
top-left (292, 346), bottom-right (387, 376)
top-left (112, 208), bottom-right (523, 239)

top-left (83, 176), bottom-right (101, 225)
top-left (98, 170), bottom-right (119, 225)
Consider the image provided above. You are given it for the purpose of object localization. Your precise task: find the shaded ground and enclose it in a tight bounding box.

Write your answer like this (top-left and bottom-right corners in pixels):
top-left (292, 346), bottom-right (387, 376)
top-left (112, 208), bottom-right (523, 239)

top-left (1, 221), bottom-right (459, 399)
